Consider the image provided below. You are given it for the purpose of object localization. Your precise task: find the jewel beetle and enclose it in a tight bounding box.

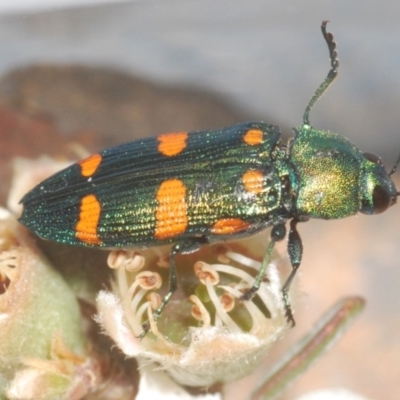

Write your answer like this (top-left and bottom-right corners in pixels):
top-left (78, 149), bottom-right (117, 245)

top-left (19, 22), bottom-right (399, 332)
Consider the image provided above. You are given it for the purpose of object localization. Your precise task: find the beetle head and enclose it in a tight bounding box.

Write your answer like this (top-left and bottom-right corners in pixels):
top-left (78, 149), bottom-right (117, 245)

top-left (359, 152), bottom-right (398, 215)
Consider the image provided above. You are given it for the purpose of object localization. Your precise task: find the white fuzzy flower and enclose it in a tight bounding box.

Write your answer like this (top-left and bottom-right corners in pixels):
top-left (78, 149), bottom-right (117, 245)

top-left (96, 234), bottom-right (292, 387)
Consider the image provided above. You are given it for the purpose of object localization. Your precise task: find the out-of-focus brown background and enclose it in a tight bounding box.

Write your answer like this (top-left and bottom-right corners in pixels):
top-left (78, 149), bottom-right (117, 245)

top-left (0, 2), bottom-right (399, 399)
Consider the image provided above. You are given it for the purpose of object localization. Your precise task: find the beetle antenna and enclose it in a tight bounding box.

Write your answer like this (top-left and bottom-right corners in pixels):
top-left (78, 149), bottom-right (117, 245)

top-left (303, 21), bottom-right (339, 127)
top-left (389, 151), bottom-right (400, 176)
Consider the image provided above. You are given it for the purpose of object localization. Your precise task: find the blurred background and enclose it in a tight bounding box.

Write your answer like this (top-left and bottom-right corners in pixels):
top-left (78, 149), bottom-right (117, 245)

top-left (0, 1), bottom-right (399, 399)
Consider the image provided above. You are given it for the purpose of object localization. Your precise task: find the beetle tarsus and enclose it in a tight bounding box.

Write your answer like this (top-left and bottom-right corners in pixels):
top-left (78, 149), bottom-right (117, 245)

top-left (240, 286), bottom-right (258, 302)
top-left (138, 322), bottom-right (150, 340)
top-left (283, 289), bottom-right (296, 327)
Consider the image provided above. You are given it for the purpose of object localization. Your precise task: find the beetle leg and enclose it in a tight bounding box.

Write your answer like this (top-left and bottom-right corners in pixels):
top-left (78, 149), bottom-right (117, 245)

top-left (241, 223), bottom-right (286, 300)
top-left (140, 236), bottom-right (208, 337)
top-left (240, 220), bottom-right (302, 327)
top-left (282, 218), bottom-right (303, 326)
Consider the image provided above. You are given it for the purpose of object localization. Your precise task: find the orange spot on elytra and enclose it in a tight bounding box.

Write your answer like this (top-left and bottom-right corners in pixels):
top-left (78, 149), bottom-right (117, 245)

top-left (211, 218), bottom-right (250, 235)
top-left (242, 169), bottom-right (264, 194)
top-left (243, 129), bottom-right (263, 146)
top-left (76, 194), bottom-right (102, 245)
top-left (157, 132), bottom-right (188, 157)
top-left (79, 153), bottom-right (102, 177)
top-left (155, 179), bottom-right (188, 240)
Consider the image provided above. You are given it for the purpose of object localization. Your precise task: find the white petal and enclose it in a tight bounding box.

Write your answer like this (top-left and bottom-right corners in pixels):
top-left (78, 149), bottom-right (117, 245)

top-left (137, 361), bottom-right (222, 400)
top-left (95, 291), bottom-right (143, 356)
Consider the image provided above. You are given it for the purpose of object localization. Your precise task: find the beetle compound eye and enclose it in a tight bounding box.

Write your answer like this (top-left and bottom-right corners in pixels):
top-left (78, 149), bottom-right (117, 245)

top-left (371, 185), bottom-right (392, 214)
top-left (363, 152), bottom-right (384, 166)
top-left (360, 184), bottom-right (392, 215)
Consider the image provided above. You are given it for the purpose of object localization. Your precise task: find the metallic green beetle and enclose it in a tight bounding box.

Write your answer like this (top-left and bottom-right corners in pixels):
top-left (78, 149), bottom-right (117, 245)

top-left (19, 22), bottom-right (399, 330)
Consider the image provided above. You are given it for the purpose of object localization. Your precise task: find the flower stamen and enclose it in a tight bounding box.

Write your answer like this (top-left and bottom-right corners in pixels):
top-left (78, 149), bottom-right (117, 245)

top-left (122, 272), bottom-right (162, 336)
top-left (224, 250), bottom-right (262, 270)
top-left (219, 292), bottom-right (235, 313)
top-left (194, 261), bottom-right (219, 285)
top-left (146, 303), bottom-right (175, 347)
top-left (205, 278), bottom-right (241, 333)
top-left (108, 250), bottom-right (144, 271)
top-left (148, 292), bottom-right (162, 311)
top-left (136, 271), bottom-right (162, 291)
top-left (109, 250), bottom-right (145, 298)
top-left (189, 295), bottom-right (211, 327)
top-left (219, 285), bottom-right (268, 334)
